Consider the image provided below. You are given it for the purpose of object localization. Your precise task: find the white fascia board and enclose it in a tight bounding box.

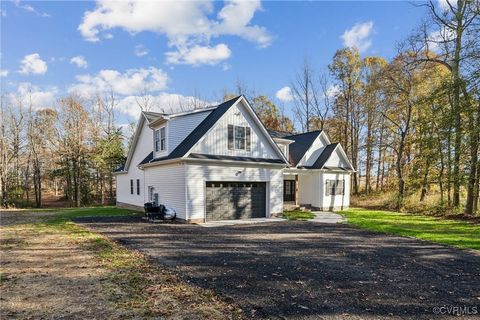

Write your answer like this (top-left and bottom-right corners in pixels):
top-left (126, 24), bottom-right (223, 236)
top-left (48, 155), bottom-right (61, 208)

top-left (273, 137), bottom-right (295, 145)
top-left (123, 114), bottom-right (147, 172)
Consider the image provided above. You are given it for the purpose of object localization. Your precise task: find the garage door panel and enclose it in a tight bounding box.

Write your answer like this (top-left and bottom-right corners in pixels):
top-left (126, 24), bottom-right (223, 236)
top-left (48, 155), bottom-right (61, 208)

top-left (206, 181), bottom-right (266, 221)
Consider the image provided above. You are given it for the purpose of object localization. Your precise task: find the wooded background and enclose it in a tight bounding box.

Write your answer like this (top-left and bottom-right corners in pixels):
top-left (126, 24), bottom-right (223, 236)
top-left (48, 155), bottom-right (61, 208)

top-left (1, 1), bottom-right (478, 215)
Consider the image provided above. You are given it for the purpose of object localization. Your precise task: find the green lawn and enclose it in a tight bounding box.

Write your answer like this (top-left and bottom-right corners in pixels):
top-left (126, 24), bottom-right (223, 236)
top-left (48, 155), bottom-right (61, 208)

top-left (43, 206), bottom-right (141, 225)
top-left (342, 208), bottom-right (480, 250)
top-left (282, 210), bottom-right (315, 221)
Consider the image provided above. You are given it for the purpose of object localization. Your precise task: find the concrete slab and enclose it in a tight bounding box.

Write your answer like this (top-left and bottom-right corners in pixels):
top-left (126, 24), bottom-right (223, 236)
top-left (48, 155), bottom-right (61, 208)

top-left (198, 217), bottom-right (286, 227)
top-left (310, 211), bottom-right (345, 223)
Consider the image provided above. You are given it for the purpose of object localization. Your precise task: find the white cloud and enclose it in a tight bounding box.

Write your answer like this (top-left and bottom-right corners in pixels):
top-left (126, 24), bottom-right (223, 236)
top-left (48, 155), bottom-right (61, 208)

top-left (276, 86), bottom-right (293, 102)
top-left (134, 44), bottom-right (149, 57)
top-left (165, 43), bottom-right (231, 66)
top-left (78, 0), bottom-right (271, 65)
top-left (0, 69), bottom-right (8, 77)
top-left (10, 83), bottom-right (58, 110)
top-left (341, 21), bottom-right (374, 53)
top-left (325, 85), bottom-right (340, 99)
top-left (116, 93), bottom-right (212, 119)
top-left (438, 0), bottom-right (457, 11)
top-left (427, 27), bottom-right (455, 52)
top-left (13, 0), bottom-right (50, 17)
top-left (19, 53), bottom-right (48, 75)
top-left (212, 0), bottom-right (272, 48)
top-left (70, 56), bottom-right (88, 68)
top-left (69, 67), bottom-right (168, 97)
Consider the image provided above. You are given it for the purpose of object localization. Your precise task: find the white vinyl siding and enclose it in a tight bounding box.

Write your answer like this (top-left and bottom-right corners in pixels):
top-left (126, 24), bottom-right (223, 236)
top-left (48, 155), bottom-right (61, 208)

top-left (191, 101), bottom-right (280, 159)
top-left (324, 148), bottom-right (351, 168)
top-left (116, 118), bottom-right (152, 208)
top-left (185, 163), bottom-right (283, 221)
top-left (321, 172), bottom-right (350, 210)
top-left (168, 111), bottom-right (212, 152)
top-left (297, 171), bottom-right (350, 210)
top-left (144, 163), bottom-right (187, 220)
top-left (325, 179), bottom-right (345, 196)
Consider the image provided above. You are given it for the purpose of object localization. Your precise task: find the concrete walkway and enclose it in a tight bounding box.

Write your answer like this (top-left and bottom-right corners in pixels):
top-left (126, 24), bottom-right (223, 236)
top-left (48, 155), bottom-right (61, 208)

top-left (199, 217), bottom-right (286, 227)
top-left (309, 211), bottom-right (345, 223)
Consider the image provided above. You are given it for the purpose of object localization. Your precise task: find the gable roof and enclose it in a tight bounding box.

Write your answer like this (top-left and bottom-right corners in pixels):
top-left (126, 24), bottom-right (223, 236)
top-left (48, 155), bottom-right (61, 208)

top-left (283, 130), bottom-right (323, 166)
top-left (138, 95), bottom-right (289, 168)
top-left (298, 143), bottom-right (338, 169)
top-left (164, 96), bottom-right (241, 160)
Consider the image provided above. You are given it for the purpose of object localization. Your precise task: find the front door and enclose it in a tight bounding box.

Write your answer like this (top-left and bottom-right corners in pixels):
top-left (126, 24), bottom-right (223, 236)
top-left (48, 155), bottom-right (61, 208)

top-left (283, 180), bottom-right (296, 202)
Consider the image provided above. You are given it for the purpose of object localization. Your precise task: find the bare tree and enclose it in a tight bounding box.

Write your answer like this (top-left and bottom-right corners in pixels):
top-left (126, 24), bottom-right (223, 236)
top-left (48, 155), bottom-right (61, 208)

top-left (291, 59), bottom-right (316, 132)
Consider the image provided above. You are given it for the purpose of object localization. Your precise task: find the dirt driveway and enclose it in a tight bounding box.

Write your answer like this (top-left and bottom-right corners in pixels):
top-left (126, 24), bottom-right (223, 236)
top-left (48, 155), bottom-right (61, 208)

top-left (78, 216), bottom-right (480, 320)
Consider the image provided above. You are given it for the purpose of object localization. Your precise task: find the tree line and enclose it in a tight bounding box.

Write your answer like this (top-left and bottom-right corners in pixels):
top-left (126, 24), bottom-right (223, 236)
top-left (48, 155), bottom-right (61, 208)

top-left (0, 92), bottom-right (125, 208)
top-left (0, 0), bottom-right (478, 215)
top-left (235, 1), bottom-right (479, 215)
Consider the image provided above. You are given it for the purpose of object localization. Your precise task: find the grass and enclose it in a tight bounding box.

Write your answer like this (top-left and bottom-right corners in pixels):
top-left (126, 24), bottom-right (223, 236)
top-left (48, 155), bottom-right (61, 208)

top-left (43, 206), bottom-right (140, 224)
top-left (282, 210), bottom-right (315, 221)
top-left (2, 207), bottom-right (244, 319)
top-left (342, 208), bottom-right (480, 250)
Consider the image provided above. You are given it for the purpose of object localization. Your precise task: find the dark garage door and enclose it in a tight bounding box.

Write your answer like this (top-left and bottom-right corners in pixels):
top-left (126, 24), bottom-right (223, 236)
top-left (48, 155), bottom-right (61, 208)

top-left (206, 181), bottom-right (266, 221)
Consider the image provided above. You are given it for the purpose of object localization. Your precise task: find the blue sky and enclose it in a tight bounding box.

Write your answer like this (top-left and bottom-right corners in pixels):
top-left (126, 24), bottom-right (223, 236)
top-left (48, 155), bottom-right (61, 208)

top-left (1, 1), bottom-right (431, 127)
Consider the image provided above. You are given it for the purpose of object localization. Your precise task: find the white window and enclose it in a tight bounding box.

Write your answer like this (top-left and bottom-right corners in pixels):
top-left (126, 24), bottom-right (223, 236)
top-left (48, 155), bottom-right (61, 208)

top-left (228, 125), bottom-right (251, 151)
top-left (235, 126), bottom-right (246, 149)
top-left (154, 127), bottom-right (166, 152)
top-left (325, 180), bottom-right (345, 196)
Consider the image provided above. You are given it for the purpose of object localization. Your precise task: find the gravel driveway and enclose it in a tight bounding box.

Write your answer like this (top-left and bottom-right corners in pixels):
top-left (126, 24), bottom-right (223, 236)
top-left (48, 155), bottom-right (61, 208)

top-left (78, 216), bottom-right (480, 319)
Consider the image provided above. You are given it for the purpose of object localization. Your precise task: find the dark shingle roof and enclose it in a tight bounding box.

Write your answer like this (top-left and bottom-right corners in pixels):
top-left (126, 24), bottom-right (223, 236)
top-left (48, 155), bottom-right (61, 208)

top-left (283, 130), bottom-right (323, 166)
top-left (138, 151), bottom-right (154, 166)
top-left (298, 143), bottom-right (339, 169)
top-left (268, 129), bottom-right (295, 139)
top-left (139, 96), bottom-right (242, 166)
top-left (188, 153), bottom-right (285, 164)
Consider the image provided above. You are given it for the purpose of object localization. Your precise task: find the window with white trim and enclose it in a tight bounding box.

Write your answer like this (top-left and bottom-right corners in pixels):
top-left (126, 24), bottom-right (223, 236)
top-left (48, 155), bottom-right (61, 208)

top-left (228, 125), bottom-right (251, 151)
top-left (154, 127), bottom-right (166, 152)
top-left (325, 179), bottom-right (345, 196)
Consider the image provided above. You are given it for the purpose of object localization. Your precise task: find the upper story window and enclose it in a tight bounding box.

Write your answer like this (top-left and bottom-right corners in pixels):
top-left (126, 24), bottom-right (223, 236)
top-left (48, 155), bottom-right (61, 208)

top-left (228, 125), bottom-right (251, 151)
top-left (154, 127), bottom-right (166, 152)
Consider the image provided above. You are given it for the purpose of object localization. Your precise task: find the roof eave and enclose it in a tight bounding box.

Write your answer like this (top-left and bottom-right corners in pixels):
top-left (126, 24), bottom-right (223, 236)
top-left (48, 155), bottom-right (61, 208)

top-left (184, 157), bottom-right (288, 167)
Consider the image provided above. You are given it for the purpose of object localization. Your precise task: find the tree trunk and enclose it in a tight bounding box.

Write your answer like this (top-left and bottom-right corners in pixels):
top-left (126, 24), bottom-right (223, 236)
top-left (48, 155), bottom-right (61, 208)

top-left (376, 121), bottom-right (385, 192)
top-left (420, 158), bottom-right (431, 202)
top-left (439, 140), bottom-right (445, 205)
top-left (451, 1), bottom-right (464, 207)
top-left (447, 126), bottom-right (452, 207)
top-left (365, 118), bottom-right (373, 194)
top-left (464, 100), bottom-right (479, 215)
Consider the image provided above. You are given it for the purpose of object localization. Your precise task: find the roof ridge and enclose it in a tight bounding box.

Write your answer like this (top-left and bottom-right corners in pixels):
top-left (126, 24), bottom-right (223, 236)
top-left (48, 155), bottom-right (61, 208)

top-left (285, 130), bottom-right (323, 138)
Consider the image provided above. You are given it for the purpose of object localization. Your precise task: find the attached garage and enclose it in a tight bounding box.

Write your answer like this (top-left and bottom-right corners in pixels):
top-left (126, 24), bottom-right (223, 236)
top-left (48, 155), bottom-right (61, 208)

top-left (205, 181), bottom-right (266, 221)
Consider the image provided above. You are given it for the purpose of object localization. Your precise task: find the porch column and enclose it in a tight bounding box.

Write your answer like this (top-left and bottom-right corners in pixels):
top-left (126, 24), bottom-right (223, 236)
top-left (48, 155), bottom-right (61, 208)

top-left (295, 175), bottom-right (299, 206)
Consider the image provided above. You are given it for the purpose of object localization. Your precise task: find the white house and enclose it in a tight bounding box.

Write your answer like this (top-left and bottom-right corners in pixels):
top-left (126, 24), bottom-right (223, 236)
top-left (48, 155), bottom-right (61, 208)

top-left (114, 95), bottom-right (354, 223)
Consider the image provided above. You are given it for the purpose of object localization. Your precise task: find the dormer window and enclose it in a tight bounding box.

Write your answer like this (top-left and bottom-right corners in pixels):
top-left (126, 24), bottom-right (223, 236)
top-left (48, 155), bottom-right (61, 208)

top-left (228, 125), bottom-right (251, 151)
top-left (155, 127), bottom-right (166, 152)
